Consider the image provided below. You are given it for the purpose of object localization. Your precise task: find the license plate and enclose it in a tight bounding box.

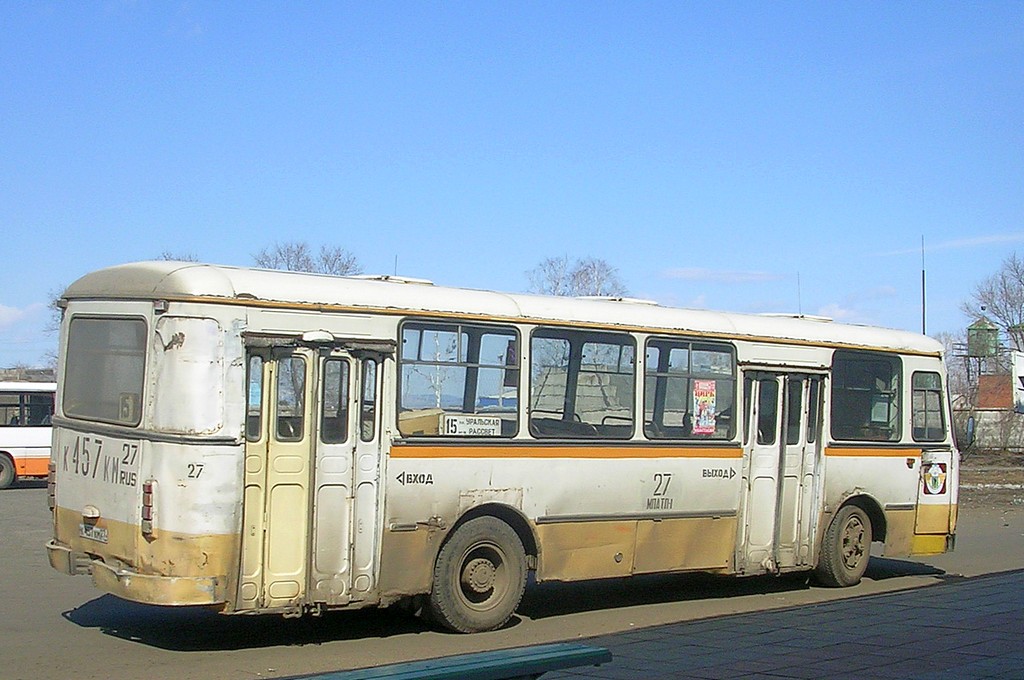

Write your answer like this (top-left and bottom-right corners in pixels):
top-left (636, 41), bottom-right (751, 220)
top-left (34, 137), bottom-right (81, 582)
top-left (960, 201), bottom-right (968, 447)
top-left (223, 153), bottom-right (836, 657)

top-left (80, 523), bottom-right (108, 543)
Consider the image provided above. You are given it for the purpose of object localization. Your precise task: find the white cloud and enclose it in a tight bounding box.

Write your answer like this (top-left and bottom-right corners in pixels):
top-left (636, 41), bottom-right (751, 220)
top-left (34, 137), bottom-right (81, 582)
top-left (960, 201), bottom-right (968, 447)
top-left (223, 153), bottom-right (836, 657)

top-left (865, 285), bottom-right (899, 300)
top-left (0, 304), bottom-right (53, 368)
top-left (0, 304), bottom-right (28, 329)
top-left (688, 294), bottom-right (708, 308)
top-left (663, 268), bottom-right (783, 284)
top-left (878, 233), bottom-right (1024, 257)
top-left (816, 303), bottom-right (862, 322)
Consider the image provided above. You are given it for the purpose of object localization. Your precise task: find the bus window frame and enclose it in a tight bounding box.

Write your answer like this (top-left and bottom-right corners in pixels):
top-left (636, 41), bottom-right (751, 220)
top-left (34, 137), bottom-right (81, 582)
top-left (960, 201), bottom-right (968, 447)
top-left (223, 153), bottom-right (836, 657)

top-left (62, 315), bottom-right (148, 428)
top-left (643, 336), bottom-right (737, 441)
top-left (830, 350), bottom-right (903, 443)
top-left (396, 319), bottom-right (521, 439)
top-left (911, 370), bottom-right (946, 443)
top-left (0, 390), bottom-right (55, 428)
top-left (529, 326), bottom-right (636, 440)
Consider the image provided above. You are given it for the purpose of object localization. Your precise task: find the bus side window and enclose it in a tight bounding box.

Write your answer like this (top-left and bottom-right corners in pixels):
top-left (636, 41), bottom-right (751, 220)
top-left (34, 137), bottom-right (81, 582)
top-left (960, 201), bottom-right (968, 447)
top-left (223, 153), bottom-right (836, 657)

top-left (398, 321), bottom-right (520, 438)
top-left (644, 339), bottom-right (736, 441)
top-left (27, 393), bottom-right (54, 425)
top-left (831, 351), bottom-right (901, 442)
top-left (1, 392), bottom-right (21, 427)
top-left (912, 372), bottom-right (945, 442)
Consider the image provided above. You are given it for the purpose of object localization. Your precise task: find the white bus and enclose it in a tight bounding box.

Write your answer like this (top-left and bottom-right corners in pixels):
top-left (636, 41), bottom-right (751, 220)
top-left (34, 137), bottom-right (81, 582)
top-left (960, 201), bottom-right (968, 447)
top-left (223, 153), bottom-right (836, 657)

top-left (0, 381), bottom-right (56, 489)
top-left (47, 262), bottom-right (958, 632)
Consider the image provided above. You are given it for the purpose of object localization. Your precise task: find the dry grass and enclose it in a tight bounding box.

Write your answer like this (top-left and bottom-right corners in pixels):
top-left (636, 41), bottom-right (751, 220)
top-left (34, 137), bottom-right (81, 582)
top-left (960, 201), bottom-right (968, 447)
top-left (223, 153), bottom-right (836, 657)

top-left (960, 449), bottom-right (1024, 508)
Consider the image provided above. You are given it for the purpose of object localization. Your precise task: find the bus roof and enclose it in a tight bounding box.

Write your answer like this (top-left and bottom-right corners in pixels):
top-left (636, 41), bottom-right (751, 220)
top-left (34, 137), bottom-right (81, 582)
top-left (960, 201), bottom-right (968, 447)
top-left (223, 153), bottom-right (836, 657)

top-left (63, 261), bottom-right (944, 356)
top-left (0, 381), bottom-right (57, 392)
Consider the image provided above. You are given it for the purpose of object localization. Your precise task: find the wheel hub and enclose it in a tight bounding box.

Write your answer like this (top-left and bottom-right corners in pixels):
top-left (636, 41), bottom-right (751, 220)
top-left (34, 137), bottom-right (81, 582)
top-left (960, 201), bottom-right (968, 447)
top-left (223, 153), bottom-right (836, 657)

top-left (462, 557), bottom-right (496, 593)
top-left (842, 519), bottom-right (865, 568)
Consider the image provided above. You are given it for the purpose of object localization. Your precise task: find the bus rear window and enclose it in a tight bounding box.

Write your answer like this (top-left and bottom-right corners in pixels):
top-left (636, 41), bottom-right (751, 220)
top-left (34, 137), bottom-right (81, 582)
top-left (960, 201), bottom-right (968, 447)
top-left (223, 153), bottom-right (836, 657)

top-left (64, 317), bottom-right (147, 426)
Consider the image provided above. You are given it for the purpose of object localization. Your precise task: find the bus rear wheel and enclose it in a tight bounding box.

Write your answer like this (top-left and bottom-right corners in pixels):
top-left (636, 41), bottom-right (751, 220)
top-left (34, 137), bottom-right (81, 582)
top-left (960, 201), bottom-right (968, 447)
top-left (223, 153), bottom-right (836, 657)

top-left (428, 516), bottom-right (527, 633)
top-left (815, 505), bottom-right (871, 587)
top-left (0, 454), bottom-right (16, 489)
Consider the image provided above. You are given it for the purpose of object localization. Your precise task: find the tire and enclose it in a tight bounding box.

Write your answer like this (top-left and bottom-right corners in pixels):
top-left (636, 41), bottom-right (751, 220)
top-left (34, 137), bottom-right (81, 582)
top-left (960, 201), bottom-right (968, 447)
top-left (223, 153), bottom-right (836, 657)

top-left (0, 454), bottom-right (16, 490)
top-left (428, 516), bottom-right (527, 633)
top-left (815, 505), bottom-right (871, 587)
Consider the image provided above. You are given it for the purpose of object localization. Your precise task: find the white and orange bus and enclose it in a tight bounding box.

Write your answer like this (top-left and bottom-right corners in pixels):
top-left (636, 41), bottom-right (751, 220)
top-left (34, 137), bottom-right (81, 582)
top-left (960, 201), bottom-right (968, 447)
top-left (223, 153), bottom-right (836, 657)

top-left (0, 381), bottom-right (56, 489)
top-left (47, 262), bottom-right (958, 632)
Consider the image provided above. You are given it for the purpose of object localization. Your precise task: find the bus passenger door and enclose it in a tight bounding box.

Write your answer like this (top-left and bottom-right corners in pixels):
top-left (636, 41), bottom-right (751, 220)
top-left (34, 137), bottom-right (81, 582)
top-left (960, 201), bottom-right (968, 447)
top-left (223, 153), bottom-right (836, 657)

top-left (309, 351), bottom-right (385, 605)
top-left (774, 375), bottom-right (823, 569)
top-left (239, 348), bottom-right (315, 611)
top-left (739, 372), bottom-right (822, 573)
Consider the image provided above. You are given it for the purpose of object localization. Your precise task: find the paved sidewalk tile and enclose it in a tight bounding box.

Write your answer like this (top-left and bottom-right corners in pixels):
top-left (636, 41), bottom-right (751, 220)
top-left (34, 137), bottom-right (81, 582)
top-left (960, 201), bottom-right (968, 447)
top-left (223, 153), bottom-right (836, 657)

top-left (545, 570), bottom-right (1024, 680)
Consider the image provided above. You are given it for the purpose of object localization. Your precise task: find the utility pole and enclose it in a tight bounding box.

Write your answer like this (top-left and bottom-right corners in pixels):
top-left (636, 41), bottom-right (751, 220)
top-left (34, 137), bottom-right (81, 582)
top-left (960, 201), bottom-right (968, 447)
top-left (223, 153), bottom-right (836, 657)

top-left (921, 236), bottom-right (927, 335)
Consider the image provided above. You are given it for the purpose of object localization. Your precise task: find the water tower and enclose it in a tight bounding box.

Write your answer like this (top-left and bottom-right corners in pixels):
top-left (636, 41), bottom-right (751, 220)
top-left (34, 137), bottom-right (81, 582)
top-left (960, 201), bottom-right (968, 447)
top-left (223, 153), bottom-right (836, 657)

top-left (967, 317), bottom-right (998, 358)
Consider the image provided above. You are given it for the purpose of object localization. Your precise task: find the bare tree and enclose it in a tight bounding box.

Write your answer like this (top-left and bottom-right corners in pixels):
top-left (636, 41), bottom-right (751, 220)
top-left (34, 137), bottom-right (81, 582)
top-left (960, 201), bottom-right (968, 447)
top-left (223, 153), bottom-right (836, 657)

top-left (572, 257), bottom-right (628, 297)
top-left (933, 330), bottom-right (971, 400)
top-left (46, 285), bottom-right (64, 334)
top-left (526, 256), bottom-right (628, 297)
top-left (527, 256), bottom-right (574, 296)
top-left (158, 250), bottom-right (199, 262)
top-left (961, 252), bottom-right (1024, 351)
top-left (253, 241), bottom-right (362, 276)
top-left (316, 245), bottom-right (362, 276)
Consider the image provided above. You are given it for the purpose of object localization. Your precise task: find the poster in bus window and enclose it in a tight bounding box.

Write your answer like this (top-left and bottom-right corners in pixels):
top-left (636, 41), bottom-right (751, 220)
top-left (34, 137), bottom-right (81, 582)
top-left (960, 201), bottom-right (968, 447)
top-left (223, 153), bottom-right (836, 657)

top-left (693, 379), bottom-right (716, 435)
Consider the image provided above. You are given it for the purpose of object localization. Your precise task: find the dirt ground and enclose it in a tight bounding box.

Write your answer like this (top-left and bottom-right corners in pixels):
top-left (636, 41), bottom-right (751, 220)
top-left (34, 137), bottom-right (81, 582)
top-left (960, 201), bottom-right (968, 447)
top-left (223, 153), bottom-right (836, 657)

top-left (958, 448), bottom-right (1024, 508)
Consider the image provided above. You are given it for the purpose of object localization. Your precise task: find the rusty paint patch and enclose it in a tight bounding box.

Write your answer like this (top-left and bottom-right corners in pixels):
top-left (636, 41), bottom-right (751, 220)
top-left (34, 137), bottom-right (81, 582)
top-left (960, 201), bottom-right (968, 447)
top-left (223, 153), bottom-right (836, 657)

top-left (882, 509), bottom-right (916, 557)
top-left (377, 528), bottom-right (441, 599)
top-left (633, 517), bottom-right (736, 574)
top-left (53, 505), bottom-right (237, 606)
top-left (535, 521), bottom-right (636, 582)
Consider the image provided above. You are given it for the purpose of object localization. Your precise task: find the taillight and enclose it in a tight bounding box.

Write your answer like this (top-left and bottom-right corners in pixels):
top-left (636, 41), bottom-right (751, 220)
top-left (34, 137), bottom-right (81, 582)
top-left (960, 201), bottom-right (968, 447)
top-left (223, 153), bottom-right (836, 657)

top-left (141, 479), bottom-right (156, 536)
top-left (47, 460), bottom-right (56, 511)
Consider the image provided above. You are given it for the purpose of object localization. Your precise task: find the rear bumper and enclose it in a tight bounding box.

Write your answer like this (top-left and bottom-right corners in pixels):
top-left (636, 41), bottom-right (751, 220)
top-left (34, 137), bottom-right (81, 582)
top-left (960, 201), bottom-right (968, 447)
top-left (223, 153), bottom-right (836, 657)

top-left (46, 540), bottom-right (91, 575)
top-left (91, 558), bottom-right (227, 606)
top-left (47, 539), bottom-right (227, 606)
top-left (911, 532), bottom-right (955, 555)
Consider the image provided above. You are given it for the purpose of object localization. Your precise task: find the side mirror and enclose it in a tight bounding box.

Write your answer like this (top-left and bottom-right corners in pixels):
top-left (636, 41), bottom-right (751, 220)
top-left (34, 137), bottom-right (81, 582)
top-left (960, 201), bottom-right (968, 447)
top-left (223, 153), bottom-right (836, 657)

top-left (965, 415), bottom-right (976, 447)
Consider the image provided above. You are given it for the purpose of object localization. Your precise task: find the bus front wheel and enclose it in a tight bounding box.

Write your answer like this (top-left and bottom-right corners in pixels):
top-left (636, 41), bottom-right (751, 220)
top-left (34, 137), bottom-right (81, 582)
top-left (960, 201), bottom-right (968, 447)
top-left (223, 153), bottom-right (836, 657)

top-left (0, 454), bottom-right (16, 489)
top-left (428, 516), bottom-right (527, 633)
top-left (815, 505), bottom-right (871, 587)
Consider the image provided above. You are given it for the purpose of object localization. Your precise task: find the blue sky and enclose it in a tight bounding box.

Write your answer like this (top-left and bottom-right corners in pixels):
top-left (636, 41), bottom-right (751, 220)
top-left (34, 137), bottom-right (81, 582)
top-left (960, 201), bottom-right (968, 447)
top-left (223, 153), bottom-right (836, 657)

top-left (1, 2), bottom-right (1022, 367)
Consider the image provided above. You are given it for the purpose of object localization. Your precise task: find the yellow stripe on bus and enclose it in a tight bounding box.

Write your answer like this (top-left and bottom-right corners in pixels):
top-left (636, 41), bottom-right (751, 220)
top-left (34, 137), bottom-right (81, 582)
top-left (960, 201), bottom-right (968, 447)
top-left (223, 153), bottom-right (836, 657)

top-left (825, 447), bottom-right (923, 458)
top-left (389, 444), bottom-right (744, 459)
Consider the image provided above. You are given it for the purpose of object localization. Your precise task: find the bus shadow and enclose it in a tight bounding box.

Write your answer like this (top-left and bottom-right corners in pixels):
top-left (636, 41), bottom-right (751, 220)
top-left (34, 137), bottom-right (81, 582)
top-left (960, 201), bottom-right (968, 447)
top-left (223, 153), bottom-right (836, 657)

top-left (6, 479), bottom-right (47, 490)
top-left (520, 571), bottom-right (810, 621)
top-left (865, 556), bottom-right (946, 580)
top-left (62, 557), bottom-right (945, 650)
top-left (519, 557), bottom-right (947, 621)
top-left (63, 595), bottom-right (431, 651)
